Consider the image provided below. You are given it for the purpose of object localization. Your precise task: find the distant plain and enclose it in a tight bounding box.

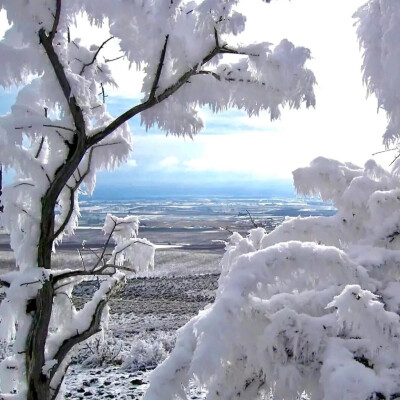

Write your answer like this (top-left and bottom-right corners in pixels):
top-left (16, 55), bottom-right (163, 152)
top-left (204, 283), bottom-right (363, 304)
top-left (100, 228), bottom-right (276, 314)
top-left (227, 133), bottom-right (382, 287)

top-left (0, 196), bottom-right (335, 399)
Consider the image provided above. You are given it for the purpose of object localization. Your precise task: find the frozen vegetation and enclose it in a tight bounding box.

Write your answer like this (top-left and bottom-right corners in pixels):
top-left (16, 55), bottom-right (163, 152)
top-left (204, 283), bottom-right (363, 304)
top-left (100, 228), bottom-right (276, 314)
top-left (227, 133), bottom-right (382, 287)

top-left (1, 0), bottom-right (400, 399)
top-left (0, 0), bottom-right (317, 398)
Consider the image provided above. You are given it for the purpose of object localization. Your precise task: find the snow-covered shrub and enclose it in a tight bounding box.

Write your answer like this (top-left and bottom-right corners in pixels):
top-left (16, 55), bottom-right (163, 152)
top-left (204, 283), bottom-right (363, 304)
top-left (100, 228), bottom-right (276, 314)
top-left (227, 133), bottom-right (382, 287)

top-left (145, 158), bottom-right (400, 400)
top-left (123, 331), bottom-right (176, 372)
top-left (76, 331), bottom-right (127, 367)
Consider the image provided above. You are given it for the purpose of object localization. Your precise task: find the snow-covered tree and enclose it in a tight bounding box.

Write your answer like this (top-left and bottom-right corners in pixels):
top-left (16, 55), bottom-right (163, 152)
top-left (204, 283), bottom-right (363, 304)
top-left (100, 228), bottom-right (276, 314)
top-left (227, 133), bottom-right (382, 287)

top-left (145, 1), bottom-right (400, 399)
top-left (0, 1), bottom-right (316, 399)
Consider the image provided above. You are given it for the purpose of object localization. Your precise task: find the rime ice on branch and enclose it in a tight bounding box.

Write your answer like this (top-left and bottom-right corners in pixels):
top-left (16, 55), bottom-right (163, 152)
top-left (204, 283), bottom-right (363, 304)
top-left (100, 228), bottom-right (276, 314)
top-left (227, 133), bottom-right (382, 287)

top-left (0, 0), bottom-right (316, 399)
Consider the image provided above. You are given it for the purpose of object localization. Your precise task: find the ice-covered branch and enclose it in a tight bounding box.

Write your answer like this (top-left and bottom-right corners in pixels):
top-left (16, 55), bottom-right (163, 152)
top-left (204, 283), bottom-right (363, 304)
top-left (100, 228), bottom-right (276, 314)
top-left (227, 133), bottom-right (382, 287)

top-left (39, 29), bottom-right (86, 139)
top-left (53, 187), bottom-right (74, 240)
top-left (48, 272), bottom-right (124, 381)
top-left (53, 266), bottom-right (116, 285)
top-left (91, 217), bottom-right (117, 271)
top-left (79, 36), bottom-right (114, 76)
top-left (48, 0), bottom-right (62, 43)
top-left (86, 40), bottom-right (219, 146)
top-left (149, 35), bottom-right (169, 100)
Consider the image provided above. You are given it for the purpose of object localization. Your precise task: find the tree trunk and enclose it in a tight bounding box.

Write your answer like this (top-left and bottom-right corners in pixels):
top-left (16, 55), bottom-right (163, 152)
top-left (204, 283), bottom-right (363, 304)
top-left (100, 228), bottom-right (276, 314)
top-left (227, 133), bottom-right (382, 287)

top-left (26, 280), bottom-right (54, 400)
top-left (25, 138), bottom-right (87, 399)
top-left (0, 164), bottom-right (3, 213)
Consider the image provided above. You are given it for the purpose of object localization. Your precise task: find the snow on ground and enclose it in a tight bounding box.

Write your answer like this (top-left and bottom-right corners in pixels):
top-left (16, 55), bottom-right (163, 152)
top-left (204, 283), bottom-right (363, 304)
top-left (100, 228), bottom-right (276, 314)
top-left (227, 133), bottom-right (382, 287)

top-left (0, 249), bottom-right (218, 399)
top-left (64, 266), bottom-right (220, 399)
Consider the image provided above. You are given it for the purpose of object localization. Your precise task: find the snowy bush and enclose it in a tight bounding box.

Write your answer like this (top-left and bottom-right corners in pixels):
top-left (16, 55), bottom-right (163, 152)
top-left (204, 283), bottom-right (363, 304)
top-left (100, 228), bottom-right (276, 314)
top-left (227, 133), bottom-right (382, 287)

top-left (123, 331), bottom-right (176, 372)
top-left (145, 158), bottom-right (400, 400)
top-left (74, 331), bottom-right (127, 368)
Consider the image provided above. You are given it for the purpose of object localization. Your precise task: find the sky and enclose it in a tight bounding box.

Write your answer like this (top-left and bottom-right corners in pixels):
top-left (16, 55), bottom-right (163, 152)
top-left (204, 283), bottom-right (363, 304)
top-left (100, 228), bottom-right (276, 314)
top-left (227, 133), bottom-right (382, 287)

top-left (0, 1), bottom-right (393, 197)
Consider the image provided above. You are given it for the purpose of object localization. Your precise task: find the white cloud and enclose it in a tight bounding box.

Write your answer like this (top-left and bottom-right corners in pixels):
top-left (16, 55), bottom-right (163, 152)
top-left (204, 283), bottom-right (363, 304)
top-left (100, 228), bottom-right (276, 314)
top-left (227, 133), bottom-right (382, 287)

top-left (126, 159), bottom-right (137, 167)
top-left (160, 156), bottom-right (179, 168)
top-left (1, 1), bottom-right (394, 188)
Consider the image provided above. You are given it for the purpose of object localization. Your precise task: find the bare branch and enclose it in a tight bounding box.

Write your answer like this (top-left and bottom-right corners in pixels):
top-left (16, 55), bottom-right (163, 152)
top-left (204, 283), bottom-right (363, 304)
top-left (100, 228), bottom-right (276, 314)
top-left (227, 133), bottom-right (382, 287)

top-left (35, 137), bottom-right (45, 159)
top-left (83, 247), bottom-right (103, 264)
top-left (197, 70), bottom-right (221, 81)
top-left (80, 36), bottom-right (114, 76)
top-left (77, 248), bottom-right (86, 271)
top-left (14, 182), bottom-right (35, 188)
top-left (99, 83), bottom-right (107, 104)
top-left (220, 226), bottom-right (233, 235)
top-left (105, 55), bottom-right (124, 63)
top-left (390, 152), bottom-right (400, 166)
top-left (20, 280), bottom-right (41, 287)
top-left (246, 209), bottom-right (258, 228)
top-left (372, 148), bottom-right (397, 156)
top-left (219, 45), bottom-right (259, 57)
top-left (214, 27), bottom-right (219, 48)
top-left (43, 124), bottom-right (75, 132)
top-left (149, 35), bottom-right (169, 100)
top-left (92, 219), bottom-right (116, 271)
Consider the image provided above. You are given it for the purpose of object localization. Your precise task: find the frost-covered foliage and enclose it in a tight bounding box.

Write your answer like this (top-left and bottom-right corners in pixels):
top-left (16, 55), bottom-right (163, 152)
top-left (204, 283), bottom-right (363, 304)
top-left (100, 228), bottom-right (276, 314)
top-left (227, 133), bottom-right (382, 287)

top-left (354, 0), bottom-right (400, 158)
top-left (123, 331), bottom-right (176, 373)
top-left (143, 2), bottom-right (400, 399)
top-left (146, 158), bottom-right (400, 400)
top-left (0, 0), bottom-right (316, 275)
top-left (0, 0), bottom-right (317, 398)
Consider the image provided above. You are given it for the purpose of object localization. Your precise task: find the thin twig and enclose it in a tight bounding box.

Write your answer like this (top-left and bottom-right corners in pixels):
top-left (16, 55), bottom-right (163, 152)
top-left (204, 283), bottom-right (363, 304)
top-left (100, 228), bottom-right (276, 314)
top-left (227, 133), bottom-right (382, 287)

top-left (14, 182), bottom-right (35, 188)
top-left (105, 55), bottom-right (124, 63)
top-left (372, 148), bottom-right (397, 156)
top-left (390, 152), bottom-right (400, 167)
top-left (92, 219), bottom-right (116, 271)
top-left (78, 248), bottom-right (86, 271)
top-left (20, 280), bottom-right (42, 287)
top-left (35, 137), bottom-right (45, 159)
top-left (43, 124), bottom-right (75, 132)
top-left (80, 36), bottom-right (114, 76)
top-left (246, 209), bottom-right (258, 228)
top-left (220, 226), bottom-right (233, 235)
